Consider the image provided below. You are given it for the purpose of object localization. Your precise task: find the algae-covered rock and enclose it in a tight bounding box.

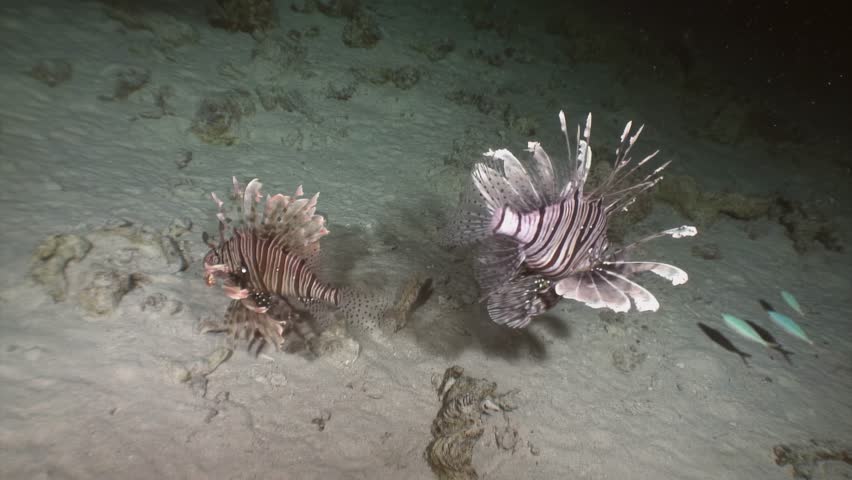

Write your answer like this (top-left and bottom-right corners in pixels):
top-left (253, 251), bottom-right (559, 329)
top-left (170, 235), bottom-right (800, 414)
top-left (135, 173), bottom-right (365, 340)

top-left (775, 197), bottom-right (843, 253)
top-left (342, 12), bottom-right (382, 48)
top-left (78, 269), bottom-right (137, 316)
top-left (426, 366), bottom-right (519, 480)
top-left (191, 89), bottom-right (256, 145)
top-left (31, 234), bottom-right (92, 301)
top-left (207, 0), bottom-right (277, 33)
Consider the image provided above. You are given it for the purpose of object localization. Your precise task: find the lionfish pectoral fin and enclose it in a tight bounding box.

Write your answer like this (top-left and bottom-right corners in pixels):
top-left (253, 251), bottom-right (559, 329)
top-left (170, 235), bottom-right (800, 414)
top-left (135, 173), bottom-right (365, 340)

top-left (223, 284), bottom-right (250, 300)
top-left (554, 269), bottom-right (661, 312)
top-left (474, 237), bottom-right (525, 296)
top-left (600, 271), bottom-right (660, 312)
top-left (605, 261), bottom-right (689, 285)
top-left (553, 271), bottom-right (632, 312)
top-left (485, 276), bottom-right (553, 328)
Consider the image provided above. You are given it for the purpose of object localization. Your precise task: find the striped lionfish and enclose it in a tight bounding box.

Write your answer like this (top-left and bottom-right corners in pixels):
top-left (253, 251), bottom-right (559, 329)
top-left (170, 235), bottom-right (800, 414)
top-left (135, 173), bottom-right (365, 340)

top-left (445, 111), bottom-right (697, 328)
top-left (203, 177), bottom-right (428, 353)
top-left (202, 177), bottom-right (340, 351)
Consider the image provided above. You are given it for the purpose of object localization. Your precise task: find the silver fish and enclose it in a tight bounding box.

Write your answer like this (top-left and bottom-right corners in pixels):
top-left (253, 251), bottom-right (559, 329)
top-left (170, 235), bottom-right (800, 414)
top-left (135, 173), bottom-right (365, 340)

top-left (781, 290), bottom-right (805, 316)
top-left (767, 310), bottom-right (813, 345)
top-left (722, 313), bottom-right (776, 348)
top-left (445, 111), bottom-right (697, 327)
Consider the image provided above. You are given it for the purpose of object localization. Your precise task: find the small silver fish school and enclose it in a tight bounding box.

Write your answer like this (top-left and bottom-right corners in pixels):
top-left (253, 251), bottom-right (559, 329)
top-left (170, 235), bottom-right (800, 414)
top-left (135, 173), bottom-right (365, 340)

top-left (781, 290), bottom-right (805, 316)
top-left (721, 313), bottom-right (777, 348)
top-left (767, 310), bottom-right (814, 345)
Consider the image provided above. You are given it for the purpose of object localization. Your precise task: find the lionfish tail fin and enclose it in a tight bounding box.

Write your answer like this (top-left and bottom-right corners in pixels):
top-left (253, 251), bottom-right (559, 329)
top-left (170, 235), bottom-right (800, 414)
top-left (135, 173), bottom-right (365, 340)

top-left (213, 177), bottom-right (329, 256)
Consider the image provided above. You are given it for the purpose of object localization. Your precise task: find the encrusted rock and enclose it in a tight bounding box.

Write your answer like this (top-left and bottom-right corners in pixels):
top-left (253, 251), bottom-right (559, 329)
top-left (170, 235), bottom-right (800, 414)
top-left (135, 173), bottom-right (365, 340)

top-left (31, 234), bottom-right (92, 301)
top-left (191, 89), bottom-right (256, 145)
top-left (426, 366), bottom-right (519, 480)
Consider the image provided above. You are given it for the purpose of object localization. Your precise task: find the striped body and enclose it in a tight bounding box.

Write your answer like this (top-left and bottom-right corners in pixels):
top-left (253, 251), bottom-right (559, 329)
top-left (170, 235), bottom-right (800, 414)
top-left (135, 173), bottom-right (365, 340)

top-left (493, 190), bottom-right (609, 280)
top-left (216, 227), bottom-right (340, 306)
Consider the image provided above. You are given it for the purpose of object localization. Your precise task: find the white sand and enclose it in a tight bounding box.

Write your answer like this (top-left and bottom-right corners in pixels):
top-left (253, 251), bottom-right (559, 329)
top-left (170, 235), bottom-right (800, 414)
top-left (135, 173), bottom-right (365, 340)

top-left (1, 1), bottom-right (851, 479)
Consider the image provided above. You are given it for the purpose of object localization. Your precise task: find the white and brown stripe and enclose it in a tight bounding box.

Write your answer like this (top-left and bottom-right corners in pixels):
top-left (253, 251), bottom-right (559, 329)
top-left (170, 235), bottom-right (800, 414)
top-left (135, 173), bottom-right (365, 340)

top-left (219, 228), bottom-right (340, 306)
top-left (493, 190), bottom-right (609, 280)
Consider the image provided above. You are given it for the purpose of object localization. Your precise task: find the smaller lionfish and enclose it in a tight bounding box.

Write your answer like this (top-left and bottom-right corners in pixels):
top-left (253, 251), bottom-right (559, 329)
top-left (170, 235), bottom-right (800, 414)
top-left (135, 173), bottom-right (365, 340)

top-left (445, 111), bottom-right (697, 328)
top-left (203, 177), bottom-right (429, 353)
top-left (202, 177), bottom-right (340, 351)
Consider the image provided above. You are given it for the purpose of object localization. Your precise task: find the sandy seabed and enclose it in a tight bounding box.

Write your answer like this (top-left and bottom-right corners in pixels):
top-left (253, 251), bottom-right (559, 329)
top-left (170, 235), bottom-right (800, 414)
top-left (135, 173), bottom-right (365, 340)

top-left (1, 1), bottom-right (851, 479)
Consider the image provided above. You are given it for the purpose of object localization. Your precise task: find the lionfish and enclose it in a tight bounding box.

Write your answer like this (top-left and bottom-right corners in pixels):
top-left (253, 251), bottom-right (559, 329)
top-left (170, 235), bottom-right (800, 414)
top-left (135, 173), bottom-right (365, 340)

top-left (445, 111), bottom-right (697, 328)
top-left (202, 177), bottom-right (338, 351)
top-left (203, 177), bottom-right (428, 353)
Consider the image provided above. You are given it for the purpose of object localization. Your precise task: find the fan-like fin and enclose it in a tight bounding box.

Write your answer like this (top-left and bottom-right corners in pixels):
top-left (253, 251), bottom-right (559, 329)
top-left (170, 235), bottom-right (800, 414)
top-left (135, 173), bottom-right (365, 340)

top-left (492, 148), bottom-right (541, 209)
top-left (474, 237), bottom-right (525, 296)
top-left (553, 271), bottom-right (631, 312)
top-left (604, 261), bottom-right (689, 285)
top-left (485, 275), bottom-right (555, 328)
top-left (472, 158), bottom-right (518, 214)
top-left (526, 141), bottom-right (559, 202)
top-left (213, 178), bottom-right (329, 257)
top-left (599, 271), bottom-right (660, 312)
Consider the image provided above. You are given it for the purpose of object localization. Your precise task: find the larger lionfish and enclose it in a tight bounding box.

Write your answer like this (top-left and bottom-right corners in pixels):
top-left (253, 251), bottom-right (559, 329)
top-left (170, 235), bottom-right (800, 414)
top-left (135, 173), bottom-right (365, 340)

top-left (445, 111), bottom-right (697, 328)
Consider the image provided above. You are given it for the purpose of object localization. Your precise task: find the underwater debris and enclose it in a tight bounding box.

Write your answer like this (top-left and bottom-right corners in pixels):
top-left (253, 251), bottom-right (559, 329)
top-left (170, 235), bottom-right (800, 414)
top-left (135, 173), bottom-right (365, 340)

top-left (773, 440), bottom-right (852, 480)
top-left (190, 89), bottom-right (256, 145)
top-left (342, 11), bottom-right (382, 48)
top-left (305, 321), bottom-right (361, 367)
top-left (103, 4), bottom-right (200, 51)
top-left (775, 197), bottom-right (843, 253)
top-left (31, 234), bottom-right (93, 302)
top-left (324, 80), bottom-right (358, 101)
top-left (31, 220), bottom-right (192, 315)
top-left (445, 110), bottom-right (696, 327)
top-left (99, 65), bottom-right (151, 101)
top-left (207, 0), bottom-right (277, 33)
top-left (139, 85), bottom-right (177, 119)
top-left (425, 366), bottom-right (519, 480)
top-left (411, 37), bottom-right (456, 62)
top-left (251, 33), bottom-right (307, 71)
top-left (166, 347), bottom-right (232, 398)
top-left (655, 174), bottom-right (772, 226)
top-left (27, 59), bottom-right (72, 87)
top-left (305, 0), bottom-right (363, 18)
top-left (254, 85), bottom-right (322, 122)
top-left (351, 65), bottom-right (422, 90)
top-left (611, 344), bottom-right (647, 373)
top-left (78, 269), bottom-right (145, 316)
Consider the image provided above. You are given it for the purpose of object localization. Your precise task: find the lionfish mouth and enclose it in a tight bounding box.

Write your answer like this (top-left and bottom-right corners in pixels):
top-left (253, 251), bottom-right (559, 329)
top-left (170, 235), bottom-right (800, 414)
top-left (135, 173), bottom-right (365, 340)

top-left (203, 262), bottom-right (229, 287)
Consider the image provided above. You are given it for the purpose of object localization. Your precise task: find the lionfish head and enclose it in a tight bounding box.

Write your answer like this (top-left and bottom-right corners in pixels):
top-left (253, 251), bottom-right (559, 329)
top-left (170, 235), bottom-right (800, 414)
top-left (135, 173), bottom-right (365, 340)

top-left (202, 248), bottom-right (230, 287)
